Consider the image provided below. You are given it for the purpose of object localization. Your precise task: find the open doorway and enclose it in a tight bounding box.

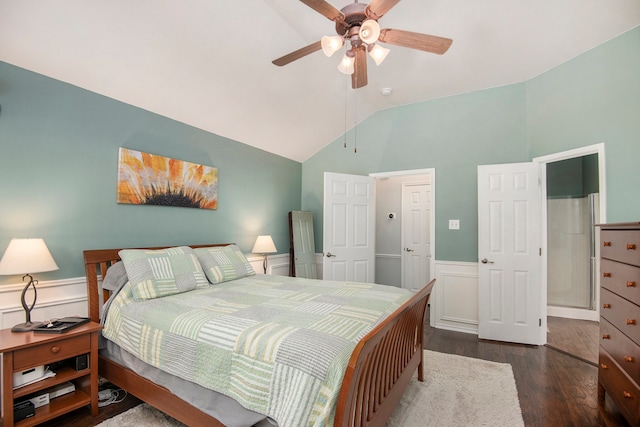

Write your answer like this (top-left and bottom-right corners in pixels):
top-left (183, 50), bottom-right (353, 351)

top-left (370, 169), bottom-right (435, 290)
top-left (534, 143), bottom-right (606, 364)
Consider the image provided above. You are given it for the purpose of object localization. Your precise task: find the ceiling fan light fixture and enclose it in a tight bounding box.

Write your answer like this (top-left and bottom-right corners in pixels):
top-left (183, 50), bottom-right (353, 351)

top-left (359, 19), bottom-right (381, 44)
top-left (321, 35), bottom-right (344, 57)
top-left (368, 43), bottom-right (390, 66)
top-left (337, 52), bottom-right (355, 75)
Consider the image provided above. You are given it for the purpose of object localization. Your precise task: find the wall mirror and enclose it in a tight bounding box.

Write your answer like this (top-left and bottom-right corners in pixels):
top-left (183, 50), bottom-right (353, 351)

top-left (288, 211), bottom-right (317, 279)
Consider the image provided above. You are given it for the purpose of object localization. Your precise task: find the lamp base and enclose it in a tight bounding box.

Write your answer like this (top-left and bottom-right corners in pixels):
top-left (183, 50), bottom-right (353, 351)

top-left (11, 321), bottom-right (43, 333)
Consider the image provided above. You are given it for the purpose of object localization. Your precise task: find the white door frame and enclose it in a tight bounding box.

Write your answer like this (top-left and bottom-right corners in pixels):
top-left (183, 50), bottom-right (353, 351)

top-left (370, 168), bottom-right (436, 286)
top-left (533, 142), bottom-right (607, 323)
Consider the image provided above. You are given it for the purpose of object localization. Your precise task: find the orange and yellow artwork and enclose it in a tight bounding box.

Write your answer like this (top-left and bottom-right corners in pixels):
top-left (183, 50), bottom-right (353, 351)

top-left (117, 148), bottom-right (218, 210)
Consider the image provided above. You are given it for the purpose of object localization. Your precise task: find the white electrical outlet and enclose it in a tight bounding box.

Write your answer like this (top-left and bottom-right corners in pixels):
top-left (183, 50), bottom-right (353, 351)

top-left (449, 219), bottom-right (460, 230)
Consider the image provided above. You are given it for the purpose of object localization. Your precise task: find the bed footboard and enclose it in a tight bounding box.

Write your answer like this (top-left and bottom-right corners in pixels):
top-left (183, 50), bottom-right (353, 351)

top-left (334, 279), bottom-right (435, 427)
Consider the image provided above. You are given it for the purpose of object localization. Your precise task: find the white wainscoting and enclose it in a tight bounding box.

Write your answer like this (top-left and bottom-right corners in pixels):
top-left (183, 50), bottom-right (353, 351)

top-left (430, 261), bottom-right (479, 335)
top-left (1, 256), bottom-right (481, 336)
top-left (0, 277), bottom-right (89, 330)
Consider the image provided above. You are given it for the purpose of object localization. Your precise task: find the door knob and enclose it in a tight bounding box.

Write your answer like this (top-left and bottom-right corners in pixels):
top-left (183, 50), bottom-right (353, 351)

top-left (405, 248), bottom-right (414, 252)
top-left (325, 252), bottom-right (336, 258)
top-left (480, 258), bottom-right (494, 264)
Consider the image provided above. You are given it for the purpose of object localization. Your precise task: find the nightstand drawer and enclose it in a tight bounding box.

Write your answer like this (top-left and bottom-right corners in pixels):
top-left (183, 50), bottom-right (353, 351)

top-left (13, 334), bottom-right (90, 371)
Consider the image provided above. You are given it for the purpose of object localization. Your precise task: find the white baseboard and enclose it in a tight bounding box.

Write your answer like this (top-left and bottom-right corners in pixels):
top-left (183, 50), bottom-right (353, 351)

top-left (547, 305), bottom-right (599, 322)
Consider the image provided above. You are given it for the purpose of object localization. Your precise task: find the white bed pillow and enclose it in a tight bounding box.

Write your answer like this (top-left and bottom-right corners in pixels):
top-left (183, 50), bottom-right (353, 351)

top-left (195, 245), bottom-right (255, 284)
top-left (119, 246), bottom-right (209, 300)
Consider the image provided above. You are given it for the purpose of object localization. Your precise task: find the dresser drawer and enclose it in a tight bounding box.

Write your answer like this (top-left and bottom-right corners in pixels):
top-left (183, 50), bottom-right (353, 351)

top-left (601, 317), bottom-right (640, 384)
top-left (601, 288), bottom-right (640, 346)
top-left (601, 258), bottom-right (640, 305)
top-left (599, 347), bottom-right (640, 424)
top-left (602, 230), bottom-right (640, 267)
top-left (13, 334), bottom-right (90, 371)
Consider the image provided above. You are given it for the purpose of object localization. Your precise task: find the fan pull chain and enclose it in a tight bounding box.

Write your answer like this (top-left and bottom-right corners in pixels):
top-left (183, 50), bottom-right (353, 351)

top-left (344, 74), bottom-right (348, 149)
top-left (353, 76), bottom-right (357, 153)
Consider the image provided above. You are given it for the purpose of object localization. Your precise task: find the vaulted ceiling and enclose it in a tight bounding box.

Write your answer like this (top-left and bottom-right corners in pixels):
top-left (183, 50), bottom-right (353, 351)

top-left (1, 1), bottom-right (639, 162)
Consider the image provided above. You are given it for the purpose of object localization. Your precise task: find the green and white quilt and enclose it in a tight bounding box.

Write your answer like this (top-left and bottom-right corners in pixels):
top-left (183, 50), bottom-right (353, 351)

top-left (102, 274), bottom-right (411, 426)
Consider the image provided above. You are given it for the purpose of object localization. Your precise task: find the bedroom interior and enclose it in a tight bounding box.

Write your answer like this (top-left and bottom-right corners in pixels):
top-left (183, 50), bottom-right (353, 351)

top-left (1, 0), bottom-right (640, 426)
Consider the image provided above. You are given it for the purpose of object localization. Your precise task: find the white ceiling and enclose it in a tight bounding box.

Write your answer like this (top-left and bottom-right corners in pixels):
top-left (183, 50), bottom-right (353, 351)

top-left (1, 1), bottom-right (639, 162)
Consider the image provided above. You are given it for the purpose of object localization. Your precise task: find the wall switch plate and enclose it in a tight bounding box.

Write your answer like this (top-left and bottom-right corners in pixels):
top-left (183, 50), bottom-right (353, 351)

top-left (449, 219), bottom-right (460, 230)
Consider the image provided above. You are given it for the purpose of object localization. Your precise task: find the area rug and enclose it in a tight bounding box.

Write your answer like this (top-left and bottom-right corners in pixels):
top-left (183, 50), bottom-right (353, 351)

top-left (96, 350), bottom-right (524, 427)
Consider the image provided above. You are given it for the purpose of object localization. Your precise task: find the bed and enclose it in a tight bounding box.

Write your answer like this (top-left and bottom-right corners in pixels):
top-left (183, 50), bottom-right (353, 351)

top-left (84, 243), bottom-right (435, 427)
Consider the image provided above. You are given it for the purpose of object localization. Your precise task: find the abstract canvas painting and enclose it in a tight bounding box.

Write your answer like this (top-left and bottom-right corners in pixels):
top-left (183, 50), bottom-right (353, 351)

top-left (117, 148), bottom-right (218, 210)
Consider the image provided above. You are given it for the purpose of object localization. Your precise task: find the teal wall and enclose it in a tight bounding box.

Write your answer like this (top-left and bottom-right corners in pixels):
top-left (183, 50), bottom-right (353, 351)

top-left (302, 84), bottom-right (529, 262)
top-left (526, 26), bottom-right (640, 220)
top-left (302, 26), bottom-right (640, 262)
top-left (0, 62), bottom-right (302, 284)
top-left (546, 154), bottom-right (599, 198)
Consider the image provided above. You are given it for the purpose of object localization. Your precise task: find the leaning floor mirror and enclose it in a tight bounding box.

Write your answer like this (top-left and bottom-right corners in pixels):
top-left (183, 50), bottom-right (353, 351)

top-left (288, 211), bottom-right (317, 279)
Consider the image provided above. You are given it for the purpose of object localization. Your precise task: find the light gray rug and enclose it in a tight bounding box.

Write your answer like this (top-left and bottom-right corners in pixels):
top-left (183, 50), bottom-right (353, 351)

top-left (97, 350), bottom-right (524, 427)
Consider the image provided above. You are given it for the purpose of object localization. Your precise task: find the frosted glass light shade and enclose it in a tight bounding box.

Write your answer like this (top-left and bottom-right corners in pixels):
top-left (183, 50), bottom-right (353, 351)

top-left (359, 20), bottom-right (381, 44)
top-left (0, 238), bottom-right (59, 275)
top-left (321, 35), bottom-right (343, 57)
top-left (252, 235), bottom-right (277, 254)
top-left (368, 44), bottom-right (390, 65)
top-left (337, 53), bottom-right (355, 75)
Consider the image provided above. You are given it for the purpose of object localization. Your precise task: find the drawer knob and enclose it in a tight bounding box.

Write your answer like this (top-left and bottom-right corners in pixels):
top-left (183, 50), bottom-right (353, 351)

top-left (603, 303), bottom-right (611, 309)
top-left (603, 272), bottom-right (612, 278)
top-left (627, 243), bottom-right (637, 251)
top-left (51, 345), bottom-right (60, 354)
top-left (627, 319), bottom-right (637, 325)
top-left (628, 281), bottom-right (637, 288)
top-left (625, 356), bottom-right (635, 363)
top-left (624, 391), bottom-right (634, 399)
top-left (601, 363), bottom-right (608, 369)
top-left (604, 241), bottom-right (612, 247)
top-left (602, 334), bottom-right (611, 340)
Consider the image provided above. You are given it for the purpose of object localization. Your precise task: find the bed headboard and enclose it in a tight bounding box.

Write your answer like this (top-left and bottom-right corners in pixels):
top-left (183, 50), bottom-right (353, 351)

top-left (83, 243), bottom-right (232, 323)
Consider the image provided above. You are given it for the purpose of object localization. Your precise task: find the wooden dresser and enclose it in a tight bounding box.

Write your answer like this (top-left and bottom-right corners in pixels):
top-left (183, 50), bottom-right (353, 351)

top-left (598, 222), bottom-right (640, 425)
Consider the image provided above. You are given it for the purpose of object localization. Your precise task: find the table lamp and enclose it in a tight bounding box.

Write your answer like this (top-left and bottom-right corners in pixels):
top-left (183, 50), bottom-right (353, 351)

top-left (0, 238), bottom-right (59, 332)
top-left (252, 235), bottom-right (277, 274)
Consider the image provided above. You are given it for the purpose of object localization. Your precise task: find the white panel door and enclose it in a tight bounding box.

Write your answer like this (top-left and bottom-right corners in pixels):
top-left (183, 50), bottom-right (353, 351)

top-left (401, 182), bottom-right (432, 292)
top-left (478, 162), bottom-right (543, 345)
top-left (323, 172), bottom-right (375, 282)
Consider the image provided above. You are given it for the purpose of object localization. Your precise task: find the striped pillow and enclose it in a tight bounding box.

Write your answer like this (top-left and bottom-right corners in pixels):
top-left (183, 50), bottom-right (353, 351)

top-left (119, 246), bottom-right (209, 300)
top-left (195, 245), bottom-right (255, 284)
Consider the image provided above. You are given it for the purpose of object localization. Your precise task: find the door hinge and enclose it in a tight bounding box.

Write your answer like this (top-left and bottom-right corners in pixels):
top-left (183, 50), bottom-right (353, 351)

top-left (539, 248), bottom-right (542, 256)
top-left (539, 318), bottom-right (542, 327)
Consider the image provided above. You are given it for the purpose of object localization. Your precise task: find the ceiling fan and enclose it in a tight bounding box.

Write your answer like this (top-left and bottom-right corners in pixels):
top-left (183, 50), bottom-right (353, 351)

top-left (272, 0), bottom-right (453, 89)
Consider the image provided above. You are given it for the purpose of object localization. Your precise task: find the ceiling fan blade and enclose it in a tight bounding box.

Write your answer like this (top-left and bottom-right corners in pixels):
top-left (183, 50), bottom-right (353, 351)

top-left (378, 29), bottom-right (452, 54)
top-left (300, 0), bottom-right (345, 23)
top-left (351, 46), bottom-right (368, 89)
top-left (366, 0), bottom-right (401, 20)
top-left (272, 41), bottom-right (322, 66)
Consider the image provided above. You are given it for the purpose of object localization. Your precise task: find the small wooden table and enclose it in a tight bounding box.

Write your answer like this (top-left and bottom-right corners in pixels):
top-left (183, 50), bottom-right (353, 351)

top-left (0, 321), bottom-right (102, 427)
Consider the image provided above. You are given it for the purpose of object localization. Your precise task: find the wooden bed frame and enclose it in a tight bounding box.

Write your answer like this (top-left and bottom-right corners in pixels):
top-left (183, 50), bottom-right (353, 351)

top-left (84, 244), bottom-right (435, 427)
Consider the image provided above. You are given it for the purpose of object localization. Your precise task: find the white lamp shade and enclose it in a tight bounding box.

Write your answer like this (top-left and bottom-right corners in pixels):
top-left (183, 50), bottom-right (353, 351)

top-left (321, 35), bottom-right (343, 57)
top-left (368, 43), bottom-right (390, 66)
top-left (0, 238), bottom-right (59, 275)
top-left (359, 20), bottom-right (381, 44)
top-left (252, 235), bottom-right (277, 254)
top-left (337, 53), bottom-right (355, 75)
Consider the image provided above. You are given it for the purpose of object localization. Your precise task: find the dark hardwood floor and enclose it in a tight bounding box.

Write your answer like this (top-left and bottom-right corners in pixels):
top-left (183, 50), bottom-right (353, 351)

top-left (51, 315), bottom-right (628, 427)
top-left (546, 315), bottom-right (599, 365)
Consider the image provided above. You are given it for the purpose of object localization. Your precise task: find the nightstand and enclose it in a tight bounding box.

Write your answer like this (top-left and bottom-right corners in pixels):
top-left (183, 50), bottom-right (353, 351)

top-left (0, 321), bottom-right (102, 427)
